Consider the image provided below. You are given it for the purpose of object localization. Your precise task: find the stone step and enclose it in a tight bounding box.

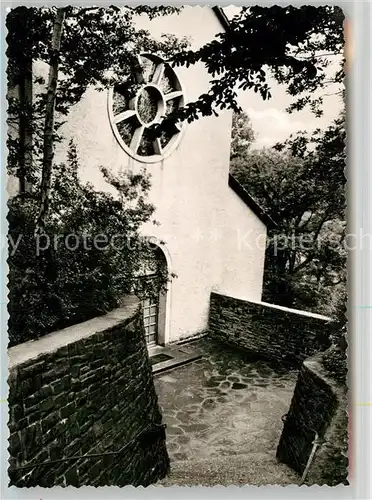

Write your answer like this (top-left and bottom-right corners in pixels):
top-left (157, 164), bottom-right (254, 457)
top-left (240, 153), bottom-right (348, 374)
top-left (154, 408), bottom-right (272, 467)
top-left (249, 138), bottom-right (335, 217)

top-left (157, 452), bottom-right (300, 486)
top-left (150, 345), bottom-right (203, 375)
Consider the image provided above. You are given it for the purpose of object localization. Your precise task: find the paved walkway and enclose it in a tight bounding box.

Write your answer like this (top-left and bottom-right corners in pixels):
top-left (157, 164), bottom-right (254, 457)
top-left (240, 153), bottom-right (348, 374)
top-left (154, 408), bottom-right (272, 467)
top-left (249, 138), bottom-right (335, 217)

top-left (154, 338), bottom-right (300, 486)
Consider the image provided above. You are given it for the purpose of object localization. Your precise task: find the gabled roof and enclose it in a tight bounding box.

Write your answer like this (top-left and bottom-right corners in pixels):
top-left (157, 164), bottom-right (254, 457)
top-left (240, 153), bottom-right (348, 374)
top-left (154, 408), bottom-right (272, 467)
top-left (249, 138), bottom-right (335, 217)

top-left (228, 174), bottom-right (277, 229)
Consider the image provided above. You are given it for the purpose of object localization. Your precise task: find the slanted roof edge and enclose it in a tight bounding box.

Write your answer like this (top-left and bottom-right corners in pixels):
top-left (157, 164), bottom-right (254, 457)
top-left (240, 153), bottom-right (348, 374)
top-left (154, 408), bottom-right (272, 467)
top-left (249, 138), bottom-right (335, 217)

top-left (228, 174), bottom-right (277, 229)
top-left (212, 6), bottom-right (231, 32)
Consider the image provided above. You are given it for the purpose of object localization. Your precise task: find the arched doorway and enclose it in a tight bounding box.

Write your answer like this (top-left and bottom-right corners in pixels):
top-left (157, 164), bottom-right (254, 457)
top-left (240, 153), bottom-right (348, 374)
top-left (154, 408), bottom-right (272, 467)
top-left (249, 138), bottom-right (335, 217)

top-left (136, 244), bottom-right (169, 347)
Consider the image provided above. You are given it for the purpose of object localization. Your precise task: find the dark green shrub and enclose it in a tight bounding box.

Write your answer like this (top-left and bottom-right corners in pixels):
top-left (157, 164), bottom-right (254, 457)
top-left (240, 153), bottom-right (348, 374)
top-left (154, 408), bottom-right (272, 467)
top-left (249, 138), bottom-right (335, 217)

top-left (8, 142), bottom-right (168, 346)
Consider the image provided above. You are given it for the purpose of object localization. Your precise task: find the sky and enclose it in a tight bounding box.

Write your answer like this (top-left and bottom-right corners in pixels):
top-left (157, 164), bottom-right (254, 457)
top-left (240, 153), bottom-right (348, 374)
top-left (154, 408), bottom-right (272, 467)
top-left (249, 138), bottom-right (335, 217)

top-left (136, 6), bottom-right (344, 149)
top-left (224, 6), bottom-right (344, 149)
top-left (238, 81), bottom-right (343, 149)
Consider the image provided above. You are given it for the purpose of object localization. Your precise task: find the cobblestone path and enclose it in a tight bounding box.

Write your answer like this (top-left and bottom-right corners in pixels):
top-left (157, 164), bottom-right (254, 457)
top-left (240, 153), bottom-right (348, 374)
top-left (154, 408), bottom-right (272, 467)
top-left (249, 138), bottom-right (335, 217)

top-left (154, 338), bottom-right (300, 485)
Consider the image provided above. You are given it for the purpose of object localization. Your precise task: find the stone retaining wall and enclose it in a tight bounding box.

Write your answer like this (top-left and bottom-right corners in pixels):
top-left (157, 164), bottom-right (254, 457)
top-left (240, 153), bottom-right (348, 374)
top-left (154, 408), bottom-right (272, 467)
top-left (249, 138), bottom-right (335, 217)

top-left (7, 296), bottom-right (169, 487)
top-left (276, 354), bottom-right (348, 485)
top-left (208, 292), bottom-right (332, 367)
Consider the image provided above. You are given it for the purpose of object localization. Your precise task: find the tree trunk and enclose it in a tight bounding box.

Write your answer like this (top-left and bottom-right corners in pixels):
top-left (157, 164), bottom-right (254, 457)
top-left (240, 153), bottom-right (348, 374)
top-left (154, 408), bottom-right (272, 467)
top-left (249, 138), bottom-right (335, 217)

top-left (18, 60), bottom-right (33, 194)
top-left (35, 7), bottom-right (66, 235)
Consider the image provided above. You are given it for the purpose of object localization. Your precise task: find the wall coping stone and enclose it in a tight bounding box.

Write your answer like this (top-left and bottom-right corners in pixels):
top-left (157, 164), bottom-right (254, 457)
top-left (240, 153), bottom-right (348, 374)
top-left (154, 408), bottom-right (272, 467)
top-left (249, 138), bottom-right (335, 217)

top-left (276, 351), bottom-right (348, 484)
top-left (211, 292), bottom-right (332, 322)
top-left (304, 353), bottom-right (346, 398)
top-left (8, 295), bottom-right (140, 370)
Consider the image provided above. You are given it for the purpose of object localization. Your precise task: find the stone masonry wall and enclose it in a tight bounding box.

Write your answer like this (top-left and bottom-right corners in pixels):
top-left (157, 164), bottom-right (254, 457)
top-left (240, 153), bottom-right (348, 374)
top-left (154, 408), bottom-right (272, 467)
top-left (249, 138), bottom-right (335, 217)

top-left (276, 354), bottom-right (348, 485)
top-left (8, 296), bottom-right (169, 487)
top-left (208, 293), bottom-right (332, 367)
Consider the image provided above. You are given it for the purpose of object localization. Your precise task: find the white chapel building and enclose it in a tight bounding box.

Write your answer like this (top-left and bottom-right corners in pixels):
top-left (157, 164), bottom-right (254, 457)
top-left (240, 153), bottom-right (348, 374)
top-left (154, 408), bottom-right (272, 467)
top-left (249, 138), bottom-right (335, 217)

top-left (12, 7), bottom-right (274, 346)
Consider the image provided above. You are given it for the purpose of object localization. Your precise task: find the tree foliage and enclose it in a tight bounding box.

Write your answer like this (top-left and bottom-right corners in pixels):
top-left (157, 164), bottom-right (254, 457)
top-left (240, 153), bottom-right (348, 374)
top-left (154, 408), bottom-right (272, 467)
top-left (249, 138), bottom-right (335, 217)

top-left (230, 112), bottom-right (255, 160)
top-left (8, 142), bottom-right (167, 346)
top-left (6, 6), bottom-right (346, 344)
top-left (165, 6), bottom-right (344, 127)
top-left (7, 5), bottom-right (345, 181)
top-left (6, 6), bottom-right (189, 186)
top-left (231, 113), bottom-right (346, 318)
top-left (7, 6), bottom-right (186, 344)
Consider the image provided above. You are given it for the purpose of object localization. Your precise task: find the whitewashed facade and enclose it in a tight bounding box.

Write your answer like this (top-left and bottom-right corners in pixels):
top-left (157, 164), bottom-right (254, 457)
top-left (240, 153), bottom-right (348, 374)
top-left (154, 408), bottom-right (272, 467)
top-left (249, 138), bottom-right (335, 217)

top-left (21, 7), bottom-right (272, 344)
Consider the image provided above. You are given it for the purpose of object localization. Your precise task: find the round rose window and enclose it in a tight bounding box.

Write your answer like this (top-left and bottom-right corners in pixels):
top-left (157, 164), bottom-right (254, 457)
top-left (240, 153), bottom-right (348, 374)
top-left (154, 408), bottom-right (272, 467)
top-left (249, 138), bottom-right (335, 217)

top-left (108, 53), bottom-right (185, 163)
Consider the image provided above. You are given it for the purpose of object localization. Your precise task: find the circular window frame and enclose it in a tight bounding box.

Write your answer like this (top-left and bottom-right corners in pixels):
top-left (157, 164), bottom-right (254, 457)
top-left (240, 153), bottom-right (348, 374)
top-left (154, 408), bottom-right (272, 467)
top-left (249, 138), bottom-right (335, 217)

top-left (107, 53), bottom-right (186, 164)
